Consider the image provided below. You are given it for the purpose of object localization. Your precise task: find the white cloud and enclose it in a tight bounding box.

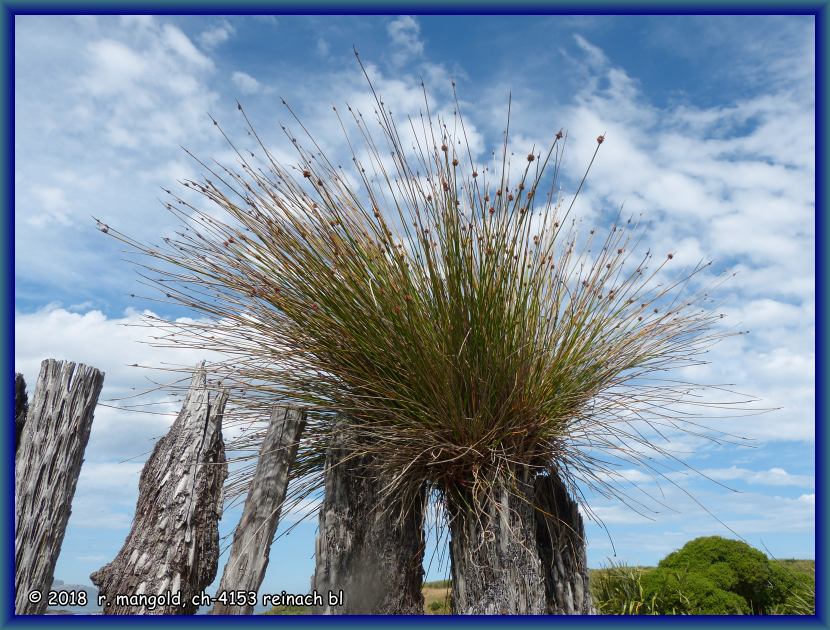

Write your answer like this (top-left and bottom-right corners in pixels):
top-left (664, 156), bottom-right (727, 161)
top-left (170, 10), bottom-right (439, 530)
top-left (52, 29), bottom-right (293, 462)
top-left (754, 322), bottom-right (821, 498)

top-left (14, 305), bottom-right (248, 536)
top-left (584, 482), bottom-right (815, 564)
top-left (83, 39), bottom-right (147, 97)
top-left (231, 70), bottom-right (262, 95)
top-left (28, 186), bottom-right (72, 227)
top-left (162, 24), bottom-right (213, 69)
top-left (550, 31), bottom-right (815, 447)
top-left (199, 19), bottom-right (235, 48)
top-left (14, 305), bottom-right (226, 456)
top-left (14, 16), bottom-right (225, 298)
top-left (573, 33), bottom-right (608, 69)
top-left (699, 466), bottom-right (814, 487)
top-left (387, 16), bottom-right (424, 65)
top-left (119, 15), bottom-right (155, 30)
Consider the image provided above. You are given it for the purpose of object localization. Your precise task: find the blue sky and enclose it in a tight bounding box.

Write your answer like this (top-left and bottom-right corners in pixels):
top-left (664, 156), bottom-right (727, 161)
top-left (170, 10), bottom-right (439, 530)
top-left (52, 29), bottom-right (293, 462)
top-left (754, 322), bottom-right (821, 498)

top-left (14, 14), bottom-right (814, 601)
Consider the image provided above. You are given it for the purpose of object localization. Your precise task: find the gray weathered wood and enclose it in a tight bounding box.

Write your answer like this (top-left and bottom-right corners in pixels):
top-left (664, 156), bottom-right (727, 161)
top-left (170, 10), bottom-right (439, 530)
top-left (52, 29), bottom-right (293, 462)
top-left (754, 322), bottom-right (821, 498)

top-left (535, 472), bottom-right (595, 615)
top-left (211, 406), bottom-right (306, 615)
top-left (15, 359), bottom-right (105, 615)
top-left (311, 423), bottom-right (425, 614)
top-left (90, 364), bottom-right (228, 615)
top-left (14, 372), bottom-right (28, 454)
top-left (448, 466), bottom-right (547, 615)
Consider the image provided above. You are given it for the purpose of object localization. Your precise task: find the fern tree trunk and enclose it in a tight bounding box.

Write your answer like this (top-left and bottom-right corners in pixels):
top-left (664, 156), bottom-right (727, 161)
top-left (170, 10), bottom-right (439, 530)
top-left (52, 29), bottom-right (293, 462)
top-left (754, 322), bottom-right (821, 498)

top-left (448, 466), bottom-right (547, 614)
top-left (534, 472), bottom-right (594, 615)
top-left (311, 423), bottom-right (425, 614)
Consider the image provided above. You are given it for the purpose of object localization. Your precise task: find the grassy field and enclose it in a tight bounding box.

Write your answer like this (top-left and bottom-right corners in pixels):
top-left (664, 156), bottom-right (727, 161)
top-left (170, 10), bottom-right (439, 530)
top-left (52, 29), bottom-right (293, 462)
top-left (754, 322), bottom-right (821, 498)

top-left (423, 580), bottom-right (452, 615)
top-left (772, 558), bottom-right (815, 575)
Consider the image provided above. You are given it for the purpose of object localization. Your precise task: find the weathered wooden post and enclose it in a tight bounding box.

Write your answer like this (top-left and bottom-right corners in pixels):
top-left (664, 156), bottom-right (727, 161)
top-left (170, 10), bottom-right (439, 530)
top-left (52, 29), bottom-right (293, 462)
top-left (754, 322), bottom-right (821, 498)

top-left (447, 466), bottom-right (547, 614)
top-left (311, 423), bottom-right (425, 614)
top-left (535, 473), bottom-right (594, 614)
top-left (15, 359), bottom-right (105, 614)
top-left (211, 406), bottom-right (306, 615)
top-left (447, 468), bottom-right (594, 615)
top-left (90, 364), bottom-right (228, 615)
top-left (14, 372), bottom-right (28, 453)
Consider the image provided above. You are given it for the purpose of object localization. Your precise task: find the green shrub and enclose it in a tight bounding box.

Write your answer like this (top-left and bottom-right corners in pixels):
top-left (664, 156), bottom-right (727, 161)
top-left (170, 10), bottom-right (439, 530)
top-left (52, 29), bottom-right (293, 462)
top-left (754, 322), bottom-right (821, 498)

top-left (640, 567), bottom-right (749, 614)
top-left (659, 536), bottom-right (773, 612)
top-left (591, 541), bottom-right (815, 615)
top-left (767, 563), bottom-right (815, 615)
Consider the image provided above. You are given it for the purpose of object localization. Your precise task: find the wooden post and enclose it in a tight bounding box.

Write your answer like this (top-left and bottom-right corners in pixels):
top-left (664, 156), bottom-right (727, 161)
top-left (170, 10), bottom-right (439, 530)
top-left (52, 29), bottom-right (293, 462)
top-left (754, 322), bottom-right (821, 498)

top-left (311, 423), bottom-right (425, 614)
top-left (211, 406), bottom-right (306, 615)
top-left (90, 364), bottom-right (228, 615)
top-left (14, 372), bottom-right (28, 454)
top-left (15, 359), bottom-right (105, 614)
top-left (447, 466), bottom-right (547, 614)
top-left (535, 473), bottom-right (594, 615)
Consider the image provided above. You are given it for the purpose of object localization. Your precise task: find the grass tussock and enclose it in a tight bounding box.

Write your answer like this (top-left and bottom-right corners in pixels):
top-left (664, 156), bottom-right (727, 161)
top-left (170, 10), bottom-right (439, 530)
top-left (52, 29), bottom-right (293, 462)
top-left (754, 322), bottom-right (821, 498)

top-left (100, 51), bottom-right (754, 532)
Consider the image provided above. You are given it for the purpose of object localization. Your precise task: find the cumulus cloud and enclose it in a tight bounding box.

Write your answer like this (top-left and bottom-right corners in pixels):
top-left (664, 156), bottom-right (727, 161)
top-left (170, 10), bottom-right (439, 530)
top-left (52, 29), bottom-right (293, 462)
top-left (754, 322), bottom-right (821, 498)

top-left (162, 24), bottom-right (213, 68)
top-left (15, 16), bottom-right (224, 306)
top-left (14, 305), bottom-right (227, 458)
top-left (387, 16), bottom-right (424, 65)
top-left (14, 305), bottom-right (250, 552)
top-left (199, 19), bottom-right (235, 48)
top-left (28, 186), bottom-right (72, 227)
top-left (547, 34), bottom-right (815, 445)
top-left (583, 480), bottom-right (815, 566)
top-left (231, 70), bottom-right (262, 94)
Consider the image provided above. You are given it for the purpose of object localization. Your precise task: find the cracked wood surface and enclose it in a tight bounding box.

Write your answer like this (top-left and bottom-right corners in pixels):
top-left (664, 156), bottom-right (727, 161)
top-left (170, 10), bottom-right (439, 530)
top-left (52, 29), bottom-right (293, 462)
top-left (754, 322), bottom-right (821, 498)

top-left (15, 359), bottom-right (104, 615)
top-left (211, 406), bottom-right (306, 615)
top-left (90, 364), bottom-right (228, 615)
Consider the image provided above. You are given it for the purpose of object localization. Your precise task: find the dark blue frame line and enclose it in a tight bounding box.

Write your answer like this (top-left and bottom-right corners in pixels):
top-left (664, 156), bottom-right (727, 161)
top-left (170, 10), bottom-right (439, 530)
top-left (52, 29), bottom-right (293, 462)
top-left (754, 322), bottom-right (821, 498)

top-left (2, 2), bottom-right (825, 628)
top-left (4, 0), bottom-right (14, 625)
top-left (814, 1), bottom-right (826, 625)
top-left (0, 1), bottom-right (826, 15)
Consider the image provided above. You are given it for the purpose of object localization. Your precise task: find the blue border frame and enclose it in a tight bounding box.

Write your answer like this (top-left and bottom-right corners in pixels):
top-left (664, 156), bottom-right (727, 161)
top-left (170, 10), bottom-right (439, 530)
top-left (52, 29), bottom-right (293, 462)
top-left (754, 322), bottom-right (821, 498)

top-left (3, 2), bottom-right (826, 628)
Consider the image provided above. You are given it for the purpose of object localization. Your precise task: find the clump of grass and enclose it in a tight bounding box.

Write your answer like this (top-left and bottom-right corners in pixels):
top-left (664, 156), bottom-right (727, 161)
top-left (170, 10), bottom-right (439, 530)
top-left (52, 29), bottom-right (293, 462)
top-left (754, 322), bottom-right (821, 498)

top-left (100, 52), bottom-right (753, 533)
top-left (591, 562), bottom-right (657, 614)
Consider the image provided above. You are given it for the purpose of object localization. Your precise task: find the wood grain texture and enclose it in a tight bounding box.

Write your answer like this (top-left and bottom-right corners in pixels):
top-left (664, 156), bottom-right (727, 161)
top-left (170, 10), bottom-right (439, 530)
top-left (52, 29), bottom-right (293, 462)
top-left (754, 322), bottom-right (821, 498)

top-left (535, 473), bottom-right (595, 615)
top-left (15, 359), bottom-right (105, 615)
top-left (311, 423), bottom-right (425, 614)
top-left (211, 406), bottom-right (306, 615)
top-left (90, 364), bottom-right (228, 615)
top-left (448, 466), bottom-right (547, 615)
top-left (14, 372), bottom-right (28, 454)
